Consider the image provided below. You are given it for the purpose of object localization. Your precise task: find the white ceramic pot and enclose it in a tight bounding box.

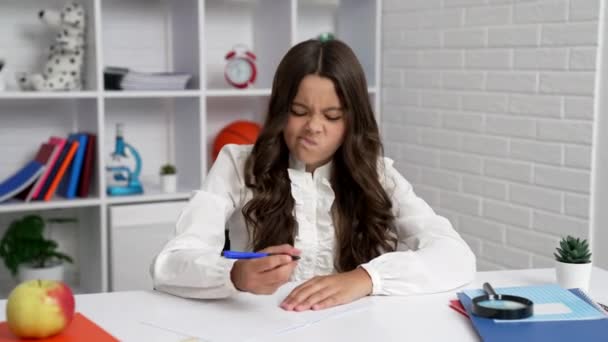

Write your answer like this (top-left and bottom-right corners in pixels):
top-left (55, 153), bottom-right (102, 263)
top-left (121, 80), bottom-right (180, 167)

top-left (18, 262), bottom-right (64, 283)
top-left (161, 174), bottom-right (177, 193)
top-left (555, 260), bottom-right (592, 291)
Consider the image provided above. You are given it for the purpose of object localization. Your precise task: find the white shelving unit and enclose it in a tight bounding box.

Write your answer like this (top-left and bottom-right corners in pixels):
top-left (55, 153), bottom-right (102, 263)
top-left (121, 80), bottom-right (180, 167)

top-left (0, 0), bottom-right (382, 295)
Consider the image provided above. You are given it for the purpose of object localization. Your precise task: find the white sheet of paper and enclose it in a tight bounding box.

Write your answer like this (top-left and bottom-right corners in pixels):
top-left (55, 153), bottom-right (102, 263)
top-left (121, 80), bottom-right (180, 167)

top-left (140, 283), bottom-right (372, 342)
top-left (534, 302), bottom-right (572, 315)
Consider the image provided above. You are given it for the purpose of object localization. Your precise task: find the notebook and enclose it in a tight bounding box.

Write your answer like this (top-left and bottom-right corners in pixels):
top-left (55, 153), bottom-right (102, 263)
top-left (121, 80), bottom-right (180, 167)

top-left (463, 284), bottom-right (606, 323)
top-left (457, 285), bottom-right (608, 342)
top-left (0, 313), bottom-right (118, 341)
top-left (0, 161), bottom-right (45, 203)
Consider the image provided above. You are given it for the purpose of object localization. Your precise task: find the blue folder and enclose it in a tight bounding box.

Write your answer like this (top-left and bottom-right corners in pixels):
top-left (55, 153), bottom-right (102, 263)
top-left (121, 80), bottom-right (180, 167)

top-left (0, 160), bottom-right (44, 203)
top-left (58, 133), bottom-right (88, 199)
top-left (457, 287), bottom-right (608, 342)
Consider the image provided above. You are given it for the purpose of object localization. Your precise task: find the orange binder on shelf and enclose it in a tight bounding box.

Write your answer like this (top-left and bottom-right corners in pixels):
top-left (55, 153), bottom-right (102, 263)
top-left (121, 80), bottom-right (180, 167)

top-left (42, 141), bottom-right (79, 201)
top-left (0, 313), bottom-right (119, 341)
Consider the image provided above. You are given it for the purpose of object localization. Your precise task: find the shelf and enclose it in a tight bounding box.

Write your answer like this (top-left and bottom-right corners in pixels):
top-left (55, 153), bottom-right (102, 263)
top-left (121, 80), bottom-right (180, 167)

top-left (0, 198), bottom-right (102, 214)
top-left (205, 0), bottom-right (291, 89)
top-left (0, 92), bottom-right (98, 100)
top-left (0, 193), bottom-right (191, 212)
top-left (105, 188), bottom-right (191, 205)
top-left (101, 0), bottom-right (201, 90)
top-left (103, 90), bottom-right (201, 98)
top-left (206, 88), bottom-right (272, 97)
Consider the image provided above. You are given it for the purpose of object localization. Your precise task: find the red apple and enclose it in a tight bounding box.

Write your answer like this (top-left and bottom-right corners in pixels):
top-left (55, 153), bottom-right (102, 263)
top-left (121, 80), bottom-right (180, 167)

top-left (5, 279), bottom-right (75, 338)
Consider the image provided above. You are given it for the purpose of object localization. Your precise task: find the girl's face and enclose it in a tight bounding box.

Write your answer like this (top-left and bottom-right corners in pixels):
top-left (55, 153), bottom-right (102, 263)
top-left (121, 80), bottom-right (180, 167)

top-left (283, 74), bottom-right (346, 172)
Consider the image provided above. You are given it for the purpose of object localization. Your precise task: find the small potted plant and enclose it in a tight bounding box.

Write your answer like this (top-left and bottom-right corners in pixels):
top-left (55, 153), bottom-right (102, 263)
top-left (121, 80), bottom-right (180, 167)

top-left (554, 235), bottom-right (592, 291)
top-left (0, 215), bottom-right (74, 283)
top-left (160, 163), bottom-right (177, 193)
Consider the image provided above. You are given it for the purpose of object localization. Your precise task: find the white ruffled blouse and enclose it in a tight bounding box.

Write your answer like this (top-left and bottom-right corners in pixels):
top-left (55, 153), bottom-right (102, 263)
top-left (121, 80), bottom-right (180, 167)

top-left (151, 144), bottom-right (476, 299)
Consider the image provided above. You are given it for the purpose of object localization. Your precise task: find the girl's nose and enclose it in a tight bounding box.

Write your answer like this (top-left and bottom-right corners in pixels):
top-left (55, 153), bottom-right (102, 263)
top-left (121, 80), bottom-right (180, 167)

top-left (305, 115), bottom-right (323, 133)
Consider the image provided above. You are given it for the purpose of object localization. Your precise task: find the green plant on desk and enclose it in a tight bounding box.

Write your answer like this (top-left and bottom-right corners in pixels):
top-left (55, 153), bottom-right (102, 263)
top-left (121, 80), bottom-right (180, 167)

top-left (554, 235), bottom-right (593, 292)
top-left (554, 235), bottom-right (592, 264)
top-left (0, 214), bottom-right (74, 277)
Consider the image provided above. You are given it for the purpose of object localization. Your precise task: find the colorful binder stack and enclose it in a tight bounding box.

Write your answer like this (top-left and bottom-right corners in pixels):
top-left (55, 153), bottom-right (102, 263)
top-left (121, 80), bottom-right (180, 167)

top-left (0, 133), bottom-right (97, 203)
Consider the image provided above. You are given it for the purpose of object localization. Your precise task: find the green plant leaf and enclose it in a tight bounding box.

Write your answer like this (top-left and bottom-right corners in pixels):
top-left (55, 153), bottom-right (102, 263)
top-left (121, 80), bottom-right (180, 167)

top-left (0, 215), bottom-right (74, 278)
top-left (160, 163), bottom-right (177, 175)
top-left (555, 235), bottom-right (591, 264)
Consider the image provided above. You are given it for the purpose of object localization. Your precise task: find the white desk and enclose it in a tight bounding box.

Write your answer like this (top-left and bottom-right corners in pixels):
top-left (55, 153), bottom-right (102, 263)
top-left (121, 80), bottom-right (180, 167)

top-left (1, 268), bottom-right (607, 342)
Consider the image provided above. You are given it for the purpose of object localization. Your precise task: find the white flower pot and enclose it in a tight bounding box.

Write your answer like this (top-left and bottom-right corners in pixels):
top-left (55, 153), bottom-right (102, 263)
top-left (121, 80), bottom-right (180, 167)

top-left (160, 174), bottom-right (177, 193)
top-left (18, 262), bottom-right (64, 283)
top-left (555, 260), bottom-right (592, 291)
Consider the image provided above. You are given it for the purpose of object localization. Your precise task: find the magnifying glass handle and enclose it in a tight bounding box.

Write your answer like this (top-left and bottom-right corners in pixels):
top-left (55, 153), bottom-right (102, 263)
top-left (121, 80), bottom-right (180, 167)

top-left (483, 282), bottom-right (498, 297)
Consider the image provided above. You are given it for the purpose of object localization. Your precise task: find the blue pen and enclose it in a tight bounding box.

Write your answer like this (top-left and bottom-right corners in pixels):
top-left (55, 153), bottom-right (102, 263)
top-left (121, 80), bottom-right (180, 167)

top-left (222, 250), bottom-right (300, 260)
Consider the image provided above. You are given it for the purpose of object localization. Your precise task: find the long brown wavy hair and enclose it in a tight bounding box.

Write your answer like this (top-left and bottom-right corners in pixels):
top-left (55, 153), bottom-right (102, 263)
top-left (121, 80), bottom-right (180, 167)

top-left (243, 39), bottom-right (397, 272)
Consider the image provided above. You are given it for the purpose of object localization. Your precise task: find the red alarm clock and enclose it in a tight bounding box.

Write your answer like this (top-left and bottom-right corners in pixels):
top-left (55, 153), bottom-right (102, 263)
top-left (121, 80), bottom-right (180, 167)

top-left (225, 44), bottom-right (257, 89)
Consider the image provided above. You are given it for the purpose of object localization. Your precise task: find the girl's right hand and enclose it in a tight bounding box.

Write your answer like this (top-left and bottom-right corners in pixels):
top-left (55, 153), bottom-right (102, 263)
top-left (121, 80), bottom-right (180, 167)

top-left (230, 244), bottom-right (300, 294)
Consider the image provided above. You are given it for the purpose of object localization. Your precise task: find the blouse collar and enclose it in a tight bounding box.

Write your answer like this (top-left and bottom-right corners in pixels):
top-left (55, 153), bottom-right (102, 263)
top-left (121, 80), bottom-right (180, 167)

top-left (288, 154), bottom-right (333, 182)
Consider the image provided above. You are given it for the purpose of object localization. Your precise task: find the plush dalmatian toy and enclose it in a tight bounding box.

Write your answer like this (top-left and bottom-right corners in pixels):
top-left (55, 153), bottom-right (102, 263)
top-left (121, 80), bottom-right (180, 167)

top-left (18, 2), bottom-right (86, 91)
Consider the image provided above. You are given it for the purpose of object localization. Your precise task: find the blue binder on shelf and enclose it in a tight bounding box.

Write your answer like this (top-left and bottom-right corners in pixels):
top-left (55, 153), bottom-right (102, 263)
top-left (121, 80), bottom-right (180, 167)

top-left (58, 133), bottom-right (88, 199)
top-left (0, 161), bottom-right (45, 203)
top-left (457, 285), bottom-right (608, 342)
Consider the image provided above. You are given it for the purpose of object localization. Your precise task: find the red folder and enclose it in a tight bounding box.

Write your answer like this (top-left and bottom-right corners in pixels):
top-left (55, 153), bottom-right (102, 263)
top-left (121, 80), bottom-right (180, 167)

top-left (449, 299), bottom-right (469, 318)
top-left (15, 143), bottom-right (57, 201)
top-left (0, 313), bottom-right (119, 341)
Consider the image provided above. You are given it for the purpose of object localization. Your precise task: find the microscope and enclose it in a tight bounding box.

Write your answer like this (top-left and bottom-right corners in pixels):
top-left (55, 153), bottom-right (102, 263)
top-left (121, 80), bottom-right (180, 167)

top-left (106, 123), bottom-right (143, 196)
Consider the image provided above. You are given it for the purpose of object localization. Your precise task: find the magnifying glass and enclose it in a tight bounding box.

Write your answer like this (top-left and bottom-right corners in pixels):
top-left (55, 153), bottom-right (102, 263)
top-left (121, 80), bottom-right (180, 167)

top-left (471, 282), bottom-right (534, 320)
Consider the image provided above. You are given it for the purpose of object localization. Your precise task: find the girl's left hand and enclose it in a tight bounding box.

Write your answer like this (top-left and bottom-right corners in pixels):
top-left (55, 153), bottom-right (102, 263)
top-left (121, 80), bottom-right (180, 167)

top-left (280, 267), bottom-right (373, 311)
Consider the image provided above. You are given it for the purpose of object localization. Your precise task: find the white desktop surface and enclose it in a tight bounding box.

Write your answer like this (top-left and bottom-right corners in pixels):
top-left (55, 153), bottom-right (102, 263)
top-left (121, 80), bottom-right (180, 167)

top-left (1, 267), bottom-right (607, 342)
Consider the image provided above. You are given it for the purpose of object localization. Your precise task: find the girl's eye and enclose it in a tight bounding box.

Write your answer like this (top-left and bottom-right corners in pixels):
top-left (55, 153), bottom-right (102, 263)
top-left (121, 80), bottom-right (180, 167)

top-left (291, 109), bottom-right (307, 116)
top-left (325, 115), bottom-right (342, 121)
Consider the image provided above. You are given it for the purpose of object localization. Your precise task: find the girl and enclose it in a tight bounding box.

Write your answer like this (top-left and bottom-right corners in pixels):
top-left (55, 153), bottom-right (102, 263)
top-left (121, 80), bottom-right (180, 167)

top-left (151, 39), bottom-right (476, 312)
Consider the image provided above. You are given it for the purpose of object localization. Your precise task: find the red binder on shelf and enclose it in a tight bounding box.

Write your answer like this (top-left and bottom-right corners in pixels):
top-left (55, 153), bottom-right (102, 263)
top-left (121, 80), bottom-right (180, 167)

top-left (0, 313), bottom-right (119, 341)
top-left (16, 143), bottom-right (58, 201)
top-left (31, 137), bottom-right (66, 200)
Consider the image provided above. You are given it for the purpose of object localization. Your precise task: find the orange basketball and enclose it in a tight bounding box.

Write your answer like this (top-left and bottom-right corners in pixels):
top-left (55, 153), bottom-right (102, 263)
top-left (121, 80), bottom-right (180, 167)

top-left (213, 121), bottom-right (261, 160)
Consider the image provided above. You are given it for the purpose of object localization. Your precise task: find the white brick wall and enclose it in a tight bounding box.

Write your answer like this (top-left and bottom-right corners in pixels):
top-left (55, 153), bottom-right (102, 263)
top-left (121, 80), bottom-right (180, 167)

top-left (382, 0), bottom-right (599, 270)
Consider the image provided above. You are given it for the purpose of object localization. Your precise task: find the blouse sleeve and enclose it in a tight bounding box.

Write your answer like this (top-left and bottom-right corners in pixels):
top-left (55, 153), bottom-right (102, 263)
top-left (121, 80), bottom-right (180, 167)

top-left (150, 145), bottom-right (249, 299)
top-left (359, 159), bottom-right (477, 296)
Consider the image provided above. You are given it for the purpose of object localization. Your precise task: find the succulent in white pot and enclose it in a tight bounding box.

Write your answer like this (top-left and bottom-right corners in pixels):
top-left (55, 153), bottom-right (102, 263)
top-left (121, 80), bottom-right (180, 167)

top-left (160, 163), bottom-right (177, 193)
top-left (554, 235), bottom-right (592, 291)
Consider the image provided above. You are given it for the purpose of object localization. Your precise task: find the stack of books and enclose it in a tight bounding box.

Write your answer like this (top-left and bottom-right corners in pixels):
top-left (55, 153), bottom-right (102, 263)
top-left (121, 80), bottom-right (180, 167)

top-left (104, 66), bottom-right (192, 91)
top-left (0, 133), bottom-right (97, 203)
